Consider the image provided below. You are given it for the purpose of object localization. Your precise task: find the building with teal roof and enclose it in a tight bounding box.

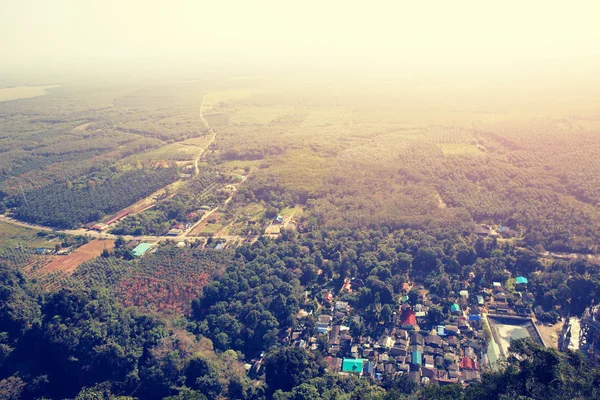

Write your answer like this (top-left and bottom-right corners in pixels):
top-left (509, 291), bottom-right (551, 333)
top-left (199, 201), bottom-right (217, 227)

top-left (516, 276), bottom-right (528, 285)
top-left (411, 349), bottom-right (422, 366)
top-left (131, 242), bottom-right (154, 258)
top-left (451, 303), bottom-right (461, 313)
top-left (341, 358), bottom-right (364, 373)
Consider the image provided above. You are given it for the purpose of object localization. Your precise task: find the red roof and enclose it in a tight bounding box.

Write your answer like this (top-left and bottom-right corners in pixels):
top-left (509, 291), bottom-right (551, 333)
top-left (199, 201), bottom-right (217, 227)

top-left (105, 210), bottom-right (130, 225)
top-left (460, 357), bottom-right (474, 370)
top-left (400, 309), bottom-right (417, 326)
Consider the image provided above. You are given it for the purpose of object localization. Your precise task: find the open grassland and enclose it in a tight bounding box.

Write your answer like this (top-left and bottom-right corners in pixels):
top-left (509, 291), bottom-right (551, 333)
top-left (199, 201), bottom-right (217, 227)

top-left (0, 85), bottom-right (58, 102)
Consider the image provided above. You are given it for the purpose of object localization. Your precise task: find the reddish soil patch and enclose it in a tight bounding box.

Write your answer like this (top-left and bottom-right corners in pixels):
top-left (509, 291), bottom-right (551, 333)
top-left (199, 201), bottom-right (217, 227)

top-left (37, 240), bottom-right (115, 275)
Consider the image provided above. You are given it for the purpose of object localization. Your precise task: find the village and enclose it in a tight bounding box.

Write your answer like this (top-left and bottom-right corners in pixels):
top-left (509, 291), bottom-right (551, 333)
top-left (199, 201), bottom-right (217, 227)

top-left (247, 270), bottom-right (548, 387)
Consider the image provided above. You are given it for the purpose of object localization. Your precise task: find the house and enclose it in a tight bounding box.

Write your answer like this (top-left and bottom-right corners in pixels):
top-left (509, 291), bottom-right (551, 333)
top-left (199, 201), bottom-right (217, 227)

top-left (324, 292), bottom-right (333, 303)
top-left (451, 303), bottom-right (461, 314)
top-left (400, 308), bottom-right (418, 330)
top-left (391, 346), bottom-right (408, 357)
top-left (516, 276), bottom-right (528, 285)
top-left (460, 357), bottom-right (475, 370)
top-left (462, 370), bottom-right (481, 382)
top-left (445, 326), bottom-right (460, 336)
top-left (167, 228), bottom-right (183, 236)
top-left (36, 248), bottom-right (53, 254)
top-left (341, 358), bottom-right (364, 374)
top-left (317, 323), bottom-right (329, 334)
top-left (377, 335), bottom-right (395, 349)
top-left (477, 295), bottom-right (485, 305)
top-left (335, 301), bottom-right (349, 312)
top-left (131, 242), bottom-right (154, 258)
top-left (364, 361), bottom-right (375, 376)
top-left (273, 215), bottom-right (284, 224)
top-left (425, 367), bottom-right (439, 380)
top-left (425, 335), bottom-right (443, 348)
top-left (446, 336), bottom-right (460, 347)
top-left (435, 356), bottom-right (445, 368)
top-left (459, 290), bottom-right (469, 298)
top-left (214, 242), bottom-right (226, 250)
top-left (411, 348), bottom-right (423, 366)
top-left (423, 355), bottom-right (435, 368)
top-left (411, 332), bottom-right (425, 346)
top-left (468, 315), bottom-right (482, 322)
top-left (324, 356), bottom-right (342, 372)
top-left (409, 370), bottom-right (421, 383)
top-left (474, 225), bottom-right (491, 236)
top-left (105, 210), bottom-right (130, 225)
top-left (91, 223), bottom-right (109, 231)
top-left (397, 363), bottom-right (410, 373)
top-left (437, 326), bottom-right (446, 336)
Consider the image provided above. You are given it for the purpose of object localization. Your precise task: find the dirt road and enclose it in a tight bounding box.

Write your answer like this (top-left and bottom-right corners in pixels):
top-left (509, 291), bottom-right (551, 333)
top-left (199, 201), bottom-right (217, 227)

top-left (194, 94), bottom-right (217, 176)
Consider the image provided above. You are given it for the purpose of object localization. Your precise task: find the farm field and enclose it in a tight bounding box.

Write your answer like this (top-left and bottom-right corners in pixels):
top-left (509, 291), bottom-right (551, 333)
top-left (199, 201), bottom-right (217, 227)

top-left (34, 239), bottom-right (115, 275)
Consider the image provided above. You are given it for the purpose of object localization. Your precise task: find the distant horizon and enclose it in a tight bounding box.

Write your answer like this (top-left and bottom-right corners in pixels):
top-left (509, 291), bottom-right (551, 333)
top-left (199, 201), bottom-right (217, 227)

top-left (2, 0), bottom-right (600, 83)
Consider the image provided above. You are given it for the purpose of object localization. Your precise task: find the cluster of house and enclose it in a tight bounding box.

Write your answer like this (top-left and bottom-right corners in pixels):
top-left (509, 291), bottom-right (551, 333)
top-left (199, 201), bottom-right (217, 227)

top-left (288, 275), bottom-right (537, 386)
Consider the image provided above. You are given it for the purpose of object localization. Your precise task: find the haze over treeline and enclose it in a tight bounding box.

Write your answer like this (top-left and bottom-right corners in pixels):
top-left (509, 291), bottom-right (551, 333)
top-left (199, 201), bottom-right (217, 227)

top-left (2, 0), bottom-right (600, 81)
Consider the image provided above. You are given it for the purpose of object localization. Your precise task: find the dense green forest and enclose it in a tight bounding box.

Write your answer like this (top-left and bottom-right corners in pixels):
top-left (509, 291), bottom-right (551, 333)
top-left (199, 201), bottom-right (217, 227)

top-left (9, 168), bottom-right (178, 228)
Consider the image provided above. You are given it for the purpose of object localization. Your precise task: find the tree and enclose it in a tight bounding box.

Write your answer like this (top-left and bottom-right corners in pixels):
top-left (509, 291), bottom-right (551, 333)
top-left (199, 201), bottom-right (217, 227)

top-left (289, 383), bottom-right (321, 400)
top-left (427, 305), bottom-right (444, 326)
top-left (264, 347), bottom-right (323, 393)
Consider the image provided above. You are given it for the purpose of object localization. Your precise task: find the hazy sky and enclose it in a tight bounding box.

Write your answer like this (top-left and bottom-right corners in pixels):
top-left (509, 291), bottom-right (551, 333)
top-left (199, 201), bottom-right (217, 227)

top-left (2, 0), bottom-right (600, 75)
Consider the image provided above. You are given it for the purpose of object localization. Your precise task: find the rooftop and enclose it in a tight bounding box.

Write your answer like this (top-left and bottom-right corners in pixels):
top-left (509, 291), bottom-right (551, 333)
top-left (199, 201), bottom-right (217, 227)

top-left (342, 358), bottom-right (364, 373)
top-left (131, 242), bottom-right (153, 257)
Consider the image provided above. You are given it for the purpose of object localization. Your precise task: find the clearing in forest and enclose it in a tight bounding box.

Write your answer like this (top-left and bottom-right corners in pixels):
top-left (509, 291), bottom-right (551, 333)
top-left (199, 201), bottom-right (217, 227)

top-left (35, 240), bottom-right (115, 275)
top-left (0, 85), bottom-right (58, 102)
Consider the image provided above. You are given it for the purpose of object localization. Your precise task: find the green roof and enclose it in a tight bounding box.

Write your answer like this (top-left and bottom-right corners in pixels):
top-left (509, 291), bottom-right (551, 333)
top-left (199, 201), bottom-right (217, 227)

top-left (516, 276), bottom-right (528, 284)
top-left (451, 303), bottom-right (461, 312)
top-left (342, 358), bottom-right (364, 373)
top-left (401, 295), bottom-right (409, 303)
top-left (131, 243), bottom-right (153, 257)
top-left (411, 350), bottom-right (422, 365)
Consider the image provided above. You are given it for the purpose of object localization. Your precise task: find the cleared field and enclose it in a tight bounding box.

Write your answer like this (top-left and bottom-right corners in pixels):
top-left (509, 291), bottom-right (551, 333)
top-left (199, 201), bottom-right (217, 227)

top-left (204, 89), bottom-right (252, 110)
top-left (36, 240), bottom-right (115, 275)
top-left (180, 136), bottom-right (214, 147)
top-left (0, 220), bottom-right (51, 251)
top-left (201, 223), bottom-right (223, 236)
top-left (0, 85), bottom-right (58, 102)
top-left (228, 106), bottom-right (294, 125)
top-left (438, 143), bottom-right (485, 156)
top-left (135, 142), bottom-right (200, 161)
